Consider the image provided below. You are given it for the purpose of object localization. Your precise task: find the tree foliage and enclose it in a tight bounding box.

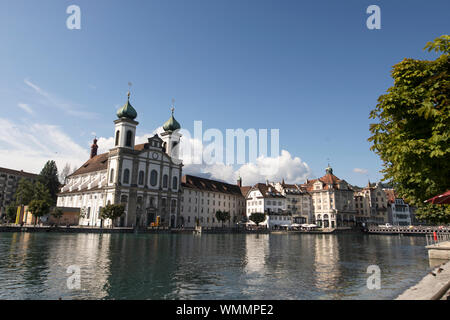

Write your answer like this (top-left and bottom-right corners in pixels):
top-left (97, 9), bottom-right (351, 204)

top-left (28, 199), bottom-right (51, 224)
top-left (39, 160), bottom-right (60, 205)
top-left (14, 178), bottom-right (34, 206)
top-left (100, 204), bottom-right (125, 228)
top-left (369, 35), bottom-right (450, 223)
top-left (59, 163), bottom-right (72, 184)
top-left (249, 212), bottom-right (266, 226)
top-left (6, 205), bottom-right (17, 223)
top-left (33, 181), bottom-right (52, 205)
top-left (51, 207), bottom-right (63, 221)
top-left (215, 210), bottom-right (231, 227)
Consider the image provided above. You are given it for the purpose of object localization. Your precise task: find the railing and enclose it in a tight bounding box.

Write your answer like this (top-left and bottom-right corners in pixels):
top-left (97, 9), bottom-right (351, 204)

top-left (426, 233), bottom-right (450, 246)
top-left (367, 226), bottom-right (450, 236)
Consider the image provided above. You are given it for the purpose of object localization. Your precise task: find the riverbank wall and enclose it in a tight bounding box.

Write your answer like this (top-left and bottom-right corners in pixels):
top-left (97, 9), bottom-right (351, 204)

top-left (396, 259), bottom-right (450, 300)
top-left (0, 225), bottom-right (360, 235)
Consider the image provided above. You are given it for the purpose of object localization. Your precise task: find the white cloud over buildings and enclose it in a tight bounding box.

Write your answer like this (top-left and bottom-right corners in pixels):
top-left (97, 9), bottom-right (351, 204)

top-left (353, 168), bottom-right (369, 174)
top-left (0, 118), bottom-right (89, 174)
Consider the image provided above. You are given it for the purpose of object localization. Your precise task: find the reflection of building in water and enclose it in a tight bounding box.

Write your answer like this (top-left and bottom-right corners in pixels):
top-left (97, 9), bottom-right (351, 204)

top-left (244, 234), bottom-right (270, 277)
top-left (45, 233), bottom-right (112, 299)
top-left (313, 235), bottom-right (341, 291)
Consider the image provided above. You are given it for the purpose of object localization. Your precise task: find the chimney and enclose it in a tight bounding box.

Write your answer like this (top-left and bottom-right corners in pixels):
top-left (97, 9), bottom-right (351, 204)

top-left (90, 138), bottom-right (98, 159)
top-left (237, 176), bottom-right (242, 187)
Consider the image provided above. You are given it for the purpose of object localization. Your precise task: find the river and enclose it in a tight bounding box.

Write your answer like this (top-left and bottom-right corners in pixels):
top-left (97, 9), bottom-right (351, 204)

top-left (0, 232), bottom-right (431, 299)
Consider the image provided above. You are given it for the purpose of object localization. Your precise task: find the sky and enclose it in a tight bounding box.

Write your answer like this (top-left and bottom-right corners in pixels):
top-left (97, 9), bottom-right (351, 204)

top-left (0, 0), bottom-right (448, 187)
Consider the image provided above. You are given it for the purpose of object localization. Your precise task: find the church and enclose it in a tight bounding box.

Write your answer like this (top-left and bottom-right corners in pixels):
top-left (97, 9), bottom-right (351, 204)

top-left (57, 92), bottom-right (183, 228)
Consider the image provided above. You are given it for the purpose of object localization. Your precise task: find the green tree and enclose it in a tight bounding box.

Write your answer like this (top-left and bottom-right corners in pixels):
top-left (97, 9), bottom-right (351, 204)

top-left (368, 35), bottom-right (450, 223)
top-left (6, 205), bottom-right (17, 223)
top-left (14, 178), bottom-right (34, 206)
top-left (249, 212), bottom-right (266, 226)
top-left (39, 160), bottom-right (60, 205)
top-left (28, 199), bottom-right (51, 225)
top-left (51, 207), bottom-right (63, 226)
top-left (215, 210), bottom-right (231, 228)
top-left (100, 204), bottom-right (125, 228)
top-left (33, 181), bottom-right (52, 206)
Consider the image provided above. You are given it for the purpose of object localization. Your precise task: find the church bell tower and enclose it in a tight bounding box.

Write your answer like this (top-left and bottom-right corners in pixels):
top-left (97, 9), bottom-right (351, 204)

top-left (114, 91), bottom-right (138, 149)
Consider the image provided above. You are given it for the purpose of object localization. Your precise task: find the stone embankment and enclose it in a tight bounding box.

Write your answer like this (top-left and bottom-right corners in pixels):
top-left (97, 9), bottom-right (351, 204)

top-left (396, 258), bottom-right (450, 300)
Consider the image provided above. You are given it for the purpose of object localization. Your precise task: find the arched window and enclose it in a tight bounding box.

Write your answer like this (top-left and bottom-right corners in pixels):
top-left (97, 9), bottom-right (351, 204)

top-left (120, 195), bottom-right (128, 204)
top-left (171, 199), bottom-right (177, 213)
top-left (150, 170), bottom-right (158, 186)
top-left (115, 130), bottom-right (120, 146)
top-left (126, 130), bottom-right (133, 147)
top-left (138, 170), bottom-right (144, 185)
top-left (110, 169), bottom-right (114, 183)
top-left (163, 174), bottom-right (168, 188)
top-left (123, 169), bottom-right (130, 184)
top-left (172, 176), bottom-right (178, 190)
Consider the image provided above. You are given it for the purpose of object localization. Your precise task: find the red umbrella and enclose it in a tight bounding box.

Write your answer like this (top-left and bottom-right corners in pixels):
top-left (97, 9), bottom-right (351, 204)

top-left (425, 190), bottom-right (450, 204)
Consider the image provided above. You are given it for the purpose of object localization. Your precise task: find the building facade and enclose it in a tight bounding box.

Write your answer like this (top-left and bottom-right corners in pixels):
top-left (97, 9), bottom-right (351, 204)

top-left (0, 167), bottom-right (38, 218)
top-left (180, 175), bottom-right (247, 228)
top-left (384, 189), bottom-right (413, 226)
top-left (246, 182), bottom-right (286, 226)
top-left (57, 93), bottom-right (183, 228)
top-left (353, 182), bottom-right (389, 225)
top-left (273, 181), bottom-right (313, 224)
top-left (302, 166), bottom-right (356, 228)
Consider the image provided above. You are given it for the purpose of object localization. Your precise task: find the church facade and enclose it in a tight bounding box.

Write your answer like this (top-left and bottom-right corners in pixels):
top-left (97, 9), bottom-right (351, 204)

top-left (57, 93), bottom-right (183, 228)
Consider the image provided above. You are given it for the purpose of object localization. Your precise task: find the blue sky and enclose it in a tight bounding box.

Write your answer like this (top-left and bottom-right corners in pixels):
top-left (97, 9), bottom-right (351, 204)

top-left (0, 0), bottom-right (448, 186)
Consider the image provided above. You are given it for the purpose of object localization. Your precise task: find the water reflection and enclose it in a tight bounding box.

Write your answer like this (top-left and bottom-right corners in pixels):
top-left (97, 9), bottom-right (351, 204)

top-left (0, 232), bottom-right (430, 300)
top-left (313, 235), bottom-right (341, 295)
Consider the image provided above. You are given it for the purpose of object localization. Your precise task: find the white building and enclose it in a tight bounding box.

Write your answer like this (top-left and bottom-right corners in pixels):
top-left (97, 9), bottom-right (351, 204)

top-left (180, 175), bottom-right (247, 228)
top-left (302, 166), bottom-right (356, 228)
top-left (384, 190), bottom-right (413, 226)
top-left (57, 93), bottom-right (183, 228)
top-left (246, 182), bottom-right (288, 227)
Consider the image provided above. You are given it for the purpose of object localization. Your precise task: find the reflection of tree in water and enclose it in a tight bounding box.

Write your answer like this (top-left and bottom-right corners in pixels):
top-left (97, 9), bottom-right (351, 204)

top-left (16, 233), bottom-right (51, 295)
top-left (103, 234), bottom-right (179, 299)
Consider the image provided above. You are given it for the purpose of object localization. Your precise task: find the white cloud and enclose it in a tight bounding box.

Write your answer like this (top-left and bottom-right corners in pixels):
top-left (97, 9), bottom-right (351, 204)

top-left (23, 79), bottom-right (98, 119)
top-left (182, 150), bottom-right (311, 186)
top-left (0, 118), bottom-right (89, 174)
top-left (353, 168), bottom-right (368, 174)
top-left (237, 150), bottom-right (311, 185)
top-left (17, 103), bottom-right (33, 114)
top-left (94, 130), bottom-right (312, 186)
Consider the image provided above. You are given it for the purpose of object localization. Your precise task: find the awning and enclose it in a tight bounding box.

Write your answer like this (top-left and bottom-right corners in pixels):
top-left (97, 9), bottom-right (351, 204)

top-left (425, 190), bottom-right (450, 204)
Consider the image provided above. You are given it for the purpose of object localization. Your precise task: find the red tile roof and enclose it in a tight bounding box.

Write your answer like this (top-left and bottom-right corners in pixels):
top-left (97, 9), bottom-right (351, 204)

top-left (250, 183), bottom-right (285, 199)
top-left (181, 175), bottom-right (244, 197)
top-left (69, 153), bottom-right (109, 177)
top-left (240, 186), bottom-right (252, 198)
top-left (69, 143), bottom-right (153, 178)
top-left (302, 173), bottom-right (351, 192)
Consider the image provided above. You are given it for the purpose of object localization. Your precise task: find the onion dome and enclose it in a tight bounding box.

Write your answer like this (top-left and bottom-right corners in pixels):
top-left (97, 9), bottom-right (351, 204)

top-left (163, 107), bottom-right (181, 132)
top-left (116, 92), bottom-right (137, 120)
top-left (325, 164), bottom-right (333, 175)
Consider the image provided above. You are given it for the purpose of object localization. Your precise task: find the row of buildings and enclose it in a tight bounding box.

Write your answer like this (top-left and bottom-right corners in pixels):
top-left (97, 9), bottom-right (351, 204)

top-left (2, 93), bottom-right (415, 228)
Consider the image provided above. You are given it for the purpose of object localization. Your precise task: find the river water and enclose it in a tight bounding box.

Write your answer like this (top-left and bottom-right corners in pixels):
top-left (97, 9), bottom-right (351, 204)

top-left (0, 232), bottom-right (431, 300)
